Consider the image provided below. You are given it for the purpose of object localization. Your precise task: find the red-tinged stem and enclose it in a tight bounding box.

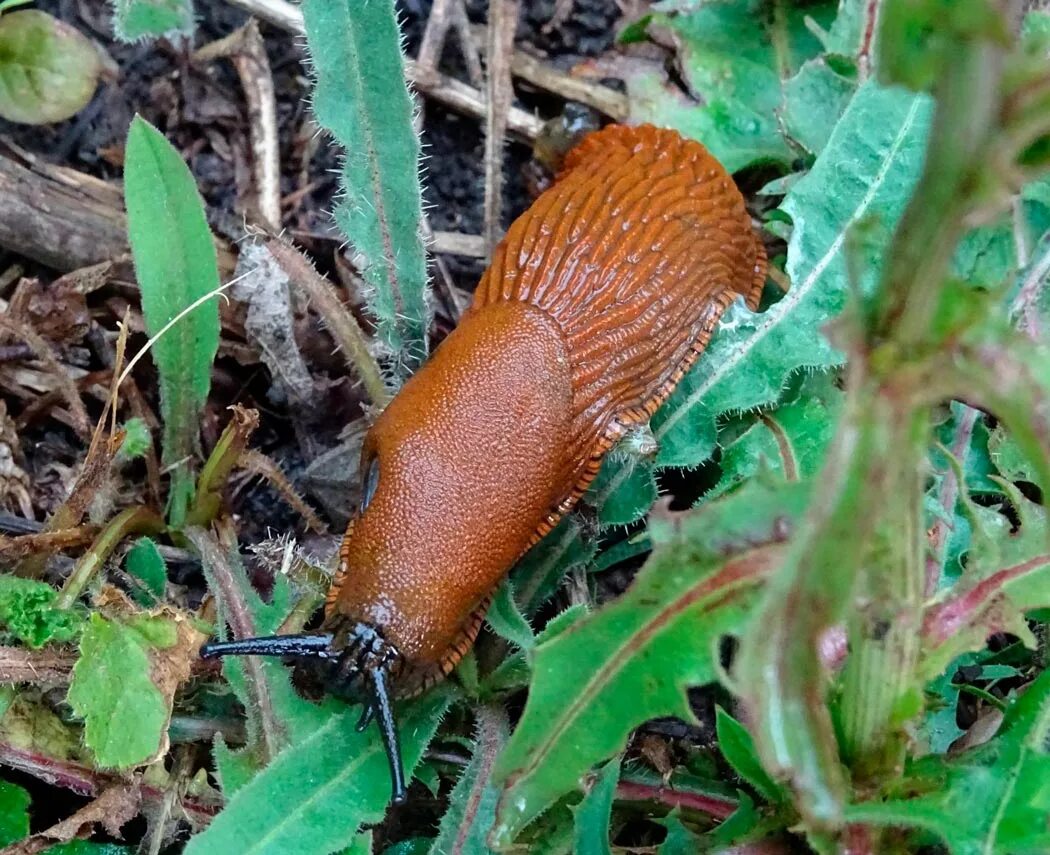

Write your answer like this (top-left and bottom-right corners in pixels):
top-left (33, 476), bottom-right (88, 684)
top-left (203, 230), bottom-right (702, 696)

top-left (923, 553), bottom-right (1050, 645)
top-left (0, 742), bottom-right (221, 823)
top-left (615, 780), bottom-right (737, 820)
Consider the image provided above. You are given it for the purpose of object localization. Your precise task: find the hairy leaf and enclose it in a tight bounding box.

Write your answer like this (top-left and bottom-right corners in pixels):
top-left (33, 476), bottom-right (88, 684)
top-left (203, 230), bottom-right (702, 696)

top-left (124, 117), bottom-right (220, 526)
top-left (302, 0), bottom-right (429, 378)
top-left (654, 82), bottom-right (932, 470)
top-left (67, 614), bottom-right (172, 768)
top-left (491, 479), bottom-right (809, 844)
top-left (428, 706), bottom-right (508, 855)
top-left (184, 689), bottom-right (452, 855)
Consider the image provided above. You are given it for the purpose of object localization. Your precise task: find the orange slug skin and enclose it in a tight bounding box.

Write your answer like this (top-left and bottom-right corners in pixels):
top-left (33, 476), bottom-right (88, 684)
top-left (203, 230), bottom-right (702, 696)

top-left (327, 124), bottom-right (766, 694)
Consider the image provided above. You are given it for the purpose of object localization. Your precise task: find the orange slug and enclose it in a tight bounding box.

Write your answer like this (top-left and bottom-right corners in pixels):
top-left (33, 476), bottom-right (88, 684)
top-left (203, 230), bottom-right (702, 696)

top-left (201, 124), bottom-right (767, 802)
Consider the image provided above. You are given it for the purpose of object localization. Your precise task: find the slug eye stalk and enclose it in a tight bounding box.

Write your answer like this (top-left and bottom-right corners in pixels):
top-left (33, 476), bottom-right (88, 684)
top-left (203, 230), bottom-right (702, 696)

top-left (200, 632), bottom-right (407, 804)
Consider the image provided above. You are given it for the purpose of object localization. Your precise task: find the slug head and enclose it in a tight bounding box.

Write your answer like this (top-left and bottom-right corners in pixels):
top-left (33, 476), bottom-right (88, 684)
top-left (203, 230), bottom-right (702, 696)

top-left (199, 621), bottom-right (408, 804)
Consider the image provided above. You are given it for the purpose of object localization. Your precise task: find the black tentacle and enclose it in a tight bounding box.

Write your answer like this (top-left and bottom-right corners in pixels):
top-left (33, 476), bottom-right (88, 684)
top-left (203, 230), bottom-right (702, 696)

top-left (369, 666), bottom-right (406, 804)
top-left (200, 634), bottom-right (334, 659)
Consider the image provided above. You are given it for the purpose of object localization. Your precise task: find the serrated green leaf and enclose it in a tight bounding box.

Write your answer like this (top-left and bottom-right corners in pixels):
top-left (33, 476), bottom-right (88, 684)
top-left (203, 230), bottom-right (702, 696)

top-left (625, 1), bottom-right (834, 172)
top-left (652, 82), bottom-right (932, 471)
top-left (302, 0), bottom-right (429, 377)
top-left (819, 0), bottom-right (871, 57)
top-left (572, 756), bottom-right (620, 855)
top-left (67, 613), bottom-right (169, 768)
top-left (124, 116), bottom-right (220, 527)
top-left (111, 0), bottom-right (194, 42)
top-left (847, 667), bottom-right (1050, 855)
top-left (655, 810), bottom-right (702, 855)
top-left (0, 10), bottom-right (101, 125)
top-left (715, 707), bottom-right (784, 804)
top-left (491, 480), bottom-right (809, 844)
top-left (184, 689), bottom-right (452, 855)
top-left (922, 484), bottom-right (1050, 679)
top-left (781, 59), bottom-right (857, 156)
top-left (709, 373), bottom-right (843, 499)
top-left (0, 780), bottom-right (29, 846)
top-left (428, 706), bottom-right (508, 855)
top-left (124, 537), bottom-right (167, 605)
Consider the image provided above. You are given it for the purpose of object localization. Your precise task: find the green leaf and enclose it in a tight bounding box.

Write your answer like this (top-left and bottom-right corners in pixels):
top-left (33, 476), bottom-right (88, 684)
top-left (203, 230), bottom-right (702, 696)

top-left (0, 577), bottom-right (82, 648)
top-left (428, 706), bottom-right (509, 855)
top-left (588, 452), bottom-right (657, 528)
top-left (781, 59), bottom-right (857, 156)
top-left (124, 537), bottom-right (167, 605)
top-left (0, 10), bottom-right (101, 125)
top-left (124, 117), bottom-right (220, 527)
top-left (0, 780), bottom-right (29, 846)
top-left (571, 757), bottom-right (620, 855)
top-left (111, 0), bottom-right (194, 42)
top-left (652, 82), bottom-right (932, 469)
top-left (116, 417), bottom-right (152, 462)
top-left (67, 613), bottom-right (171, 768)
top-left (184, 689), bottom-right (452, 855)
top-left (846, 667), bottom-right (1050, 855)
top-left (302, 0), bottom-right (429, 378)
top-left (709, 372), bottom-right (843, 499)
top-left (625, 1), bottom-right (834, 172)
top-left (921, 483), bottom-right (1050, 679)
top-left (656, 811), bottom-right (703, 855)
top-left (491, 479), bottom-right (809, 845)
top-left (989, 424), bottom-right (1038, 483)
top-left (486, 580), bottom-right (534, 654)
top-left (715, 707), bottom-right (784, 804)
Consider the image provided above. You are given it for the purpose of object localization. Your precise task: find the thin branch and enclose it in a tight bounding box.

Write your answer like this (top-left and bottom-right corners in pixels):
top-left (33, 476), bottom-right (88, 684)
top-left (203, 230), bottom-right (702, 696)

top-left (193, 21), bottom-right (282, 231)
top-left (238, 448), bottom-right (327, 534)
top-left (483, 0), bottom-right (520, 257)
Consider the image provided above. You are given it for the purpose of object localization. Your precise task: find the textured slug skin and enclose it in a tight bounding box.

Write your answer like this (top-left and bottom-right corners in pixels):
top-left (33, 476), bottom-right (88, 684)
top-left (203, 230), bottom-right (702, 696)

top-left (327, 124), bottom-right (767, 693)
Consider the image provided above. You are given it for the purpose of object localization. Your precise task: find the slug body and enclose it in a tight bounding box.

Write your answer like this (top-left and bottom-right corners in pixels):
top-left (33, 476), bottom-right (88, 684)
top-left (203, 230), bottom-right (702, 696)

top-left (201, 124), bottom-right (766, 801)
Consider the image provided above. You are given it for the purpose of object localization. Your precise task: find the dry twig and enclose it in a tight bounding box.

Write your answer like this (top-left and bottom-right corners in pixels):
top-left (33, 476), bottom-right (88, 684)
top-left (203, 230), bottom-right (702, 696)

top-left (484, 0), bottom-right (521, 257)
top-left (193, 20), bottom-right (282, 231)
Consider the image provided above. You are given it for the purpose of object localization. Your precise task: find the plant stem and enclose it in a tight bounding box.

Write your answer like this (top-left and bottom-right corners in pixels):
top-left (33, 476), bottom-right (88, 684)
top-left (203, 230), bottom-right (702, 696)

top-left (56, 506), bottom-right (165, 609)
top-left (185, 405), bottom-right (260, 529)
